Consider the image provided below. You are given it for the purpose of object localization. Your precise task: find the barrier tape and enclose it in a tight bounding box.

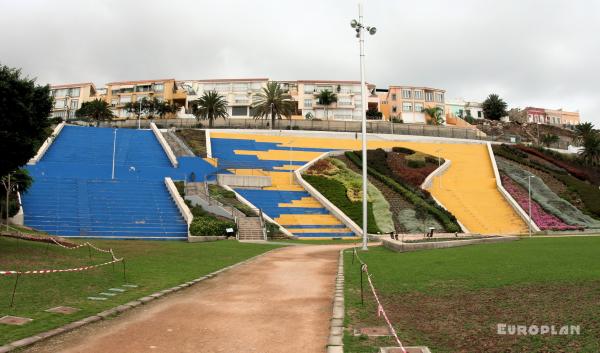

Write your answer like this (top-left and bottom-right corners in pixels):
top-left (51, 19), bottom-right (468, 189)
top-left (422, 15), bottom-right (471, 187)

top-left (48, 237), bottom-right (116, 259)
top-left (353, 247), bottom-right (407, 353)
top-left (0, 257), bottom-right (123, 276)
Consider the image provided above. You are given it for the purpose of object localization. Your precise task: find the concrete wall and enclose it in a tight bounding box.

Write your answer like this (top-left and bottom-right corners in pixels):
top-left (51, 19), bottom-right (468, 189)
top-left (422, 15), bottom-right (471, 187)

top-left (216, 174), bottom-right (272, 187)
top-left (294, 151), bottom-right (365, 236)
top-left (486, 142), bottom-right (540, 232)
top-left (150, 122), bottom-right (179, 167)
top-left (382, 236), bottom-right (519, 253)
top-left (164, 177), bottom-right (192, 236)
top-left (27, 122), bottom-right (65, 165)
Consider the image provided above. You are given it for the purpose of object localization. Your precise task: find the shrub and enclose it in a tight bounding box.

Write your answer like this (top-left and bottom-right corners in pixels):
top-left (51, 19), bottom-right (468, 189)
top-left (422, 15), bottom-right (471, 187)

top-left (345, 151), bottom-right (461, 232)
top-left (407, 159), bottom-right (426, 168)
top-left (391, 146), bottom-right (415, 155)
top-left (303, 174), bottom-right (381, 233)
top-left (189, 216), bottom-right (236, 236)
top-left (516, 145), bottom-right (589, 181)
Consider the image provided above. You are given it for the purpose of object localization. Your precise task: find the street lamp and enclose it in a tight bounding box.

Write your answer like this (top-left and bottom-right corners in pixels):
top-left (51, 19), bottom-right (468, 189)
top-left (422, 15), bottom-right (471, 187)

top-left (527, 175), bottom-right (535, 237)
top-left (351, 3), bottom-right (376, 251)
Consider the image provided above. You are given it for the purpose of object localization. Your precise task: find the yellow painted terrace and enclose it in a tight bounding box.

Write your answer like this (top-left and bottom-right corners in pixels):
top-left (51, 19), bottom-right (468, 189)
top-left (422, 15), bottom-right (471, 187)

top-left (210, 131), bottom-right (527, 237)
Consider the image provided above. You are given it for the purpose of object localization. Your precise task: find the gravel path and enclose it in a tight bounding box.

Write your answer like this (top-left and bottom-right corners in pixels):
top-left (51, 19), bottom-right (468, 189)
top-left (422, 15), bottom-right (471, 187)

top-left (22, 245), bottom-right (346, 353)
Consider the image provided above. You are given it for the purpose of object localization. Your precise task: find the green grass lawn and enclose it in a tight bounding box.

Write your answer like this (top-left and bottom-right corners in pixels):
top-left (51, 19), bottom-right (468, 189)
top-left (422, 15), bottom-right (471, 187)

top-left (344, 237), bottom-right (600, 353)
top-left (271, 238), bottom-right (367, 245)
top-left (0, 236), bottom-right (279, 345)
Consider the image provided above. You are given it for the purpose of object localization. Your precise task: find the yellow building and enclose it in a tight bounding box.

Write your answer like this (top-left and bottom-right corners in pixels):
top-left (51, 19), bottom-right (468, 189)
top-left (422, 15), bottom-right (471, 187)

top-left (50, 82), bottom-right (97, 120)
top-left (379, 85), bottom-right (446, 123)
top-left (104, 78), bottom-right (187, 118)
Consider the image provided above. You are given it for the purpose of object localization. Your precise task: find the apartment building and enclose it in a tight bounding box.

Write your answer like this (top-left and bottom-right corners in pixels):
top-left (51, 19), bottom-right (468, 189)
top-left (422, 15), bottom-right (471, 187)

top-left (379, 86), bottom-right (446, 123)
top-left (515, 107), bottom-right (580, 125)
top-left (445, 98), bottom-right (485, 120)
top-left (104, 78), bottom-right (186, 118)
top-left (50, 82), bottom-right (97, 119)
top-left (294, 80), bottom-right (378, 120)
top-left (181, 78), bottom-right (269, 118)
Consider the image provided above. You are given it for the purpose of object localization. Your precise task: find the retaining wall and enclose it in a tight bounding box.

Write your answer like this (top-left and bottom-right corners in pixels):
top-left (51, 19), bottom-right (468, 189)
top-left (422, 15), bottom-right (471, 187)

top-left (27, 122), bottom-right (65, 165)
top-left (151, 122), bottom-right (178, 167)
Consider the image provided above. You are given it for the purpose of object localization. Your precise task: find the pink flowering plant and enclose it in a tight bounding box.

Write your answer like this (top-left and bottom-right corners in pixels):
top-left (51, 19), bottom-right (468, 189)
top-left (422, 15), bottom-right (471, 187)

top-left (501, 175), bottom-right (579, 231)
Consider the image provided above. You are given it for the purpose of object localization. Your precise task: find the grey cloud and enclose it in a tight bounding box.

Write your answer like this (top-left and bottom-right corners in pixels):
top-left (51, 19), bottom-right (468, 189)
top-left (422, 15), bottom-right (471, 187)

top-left (0, 0), bottom-right (597, 123)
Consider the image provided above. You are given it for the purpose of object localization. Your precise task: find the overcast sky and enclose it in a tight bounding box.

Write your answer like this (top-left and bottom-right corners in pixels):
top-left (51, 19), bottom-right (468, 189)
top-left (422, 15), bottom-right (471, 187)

top-left (1, 0), bottom-right (598, 124)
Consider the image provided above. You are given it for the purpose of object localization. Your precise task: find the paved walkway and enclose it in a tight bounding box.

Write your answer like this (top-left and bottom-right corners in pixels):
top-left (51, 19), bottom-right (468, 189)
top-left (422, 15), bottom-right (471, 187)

top-left (23, 245), bottom-right (345, 353)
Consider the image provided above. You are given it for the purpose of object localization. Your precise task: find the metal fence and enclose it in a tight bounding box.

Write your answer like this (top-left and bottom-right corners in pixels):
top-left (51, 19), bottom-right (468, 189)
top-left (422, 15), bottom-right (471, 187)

top-left (93, 117), bottom-right (571, 148)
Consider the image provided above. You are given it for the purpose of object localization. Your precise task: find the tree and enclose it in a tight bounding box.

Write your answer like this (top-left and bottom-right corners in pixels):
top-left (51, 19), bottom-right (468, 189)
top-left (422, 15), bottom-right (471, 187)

top-left (315, 89), bottom-right (338, 120)
top-left (423, 106), bottom-right (444, 125)
top-left (578, 131), bottom-right (600, 167)
top-left (482, 94), bottom-right (508, 121)
top-left (1, 169), bottom-right (33, 219)
top-left (143, 98), bottom-right (178, 119)
top-left (75, 99), bottom-right (114, 126)
top-left (540, 133), bottom-right (560, 147)
top-left (574, 122), bottom-right (595, 145)
top-left (252, 82), bottom-right (294, 128)
top-left (191, 91), bottom-right (228, 128)
top-left (366, 108), bottom-right (383, 120)
top-left (0, 65), bottom-right (53, 177)
top-left (123, 100), bottom-right (144, 121)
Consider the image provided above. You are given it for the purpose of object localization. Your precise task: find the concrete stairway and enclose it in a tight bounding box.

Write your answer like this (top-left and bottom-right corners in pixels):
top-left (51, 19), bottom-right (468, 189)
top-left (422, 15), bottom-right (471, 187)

top-left (237, 217), bottom-right (266, 241)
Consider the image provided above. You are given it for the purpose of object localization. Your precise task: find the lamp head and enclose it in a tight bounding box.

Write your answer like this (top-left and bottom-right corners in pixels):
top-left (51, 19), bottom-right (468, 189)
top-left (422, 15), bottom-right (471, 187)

top-left (367, 27), bottom-right (377, 35)
top-left (350, 19), bottom-right (358, 28)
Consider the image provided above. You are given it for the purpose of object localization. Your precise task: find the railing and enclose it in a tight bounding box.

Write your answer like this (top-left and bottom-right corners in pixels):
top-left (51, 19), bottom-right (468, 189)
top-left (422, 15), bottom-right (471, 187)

top-left (92, 117), bottom-right (579, 149)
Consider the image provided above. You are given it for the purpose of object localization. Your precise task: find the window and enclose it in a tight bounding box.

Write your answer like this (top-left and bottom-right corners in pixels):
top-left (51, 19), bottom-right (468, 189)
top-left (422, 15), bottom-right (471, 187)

top-left (402, 89), bottom-right (411, 99)
top-left (477, 111), bottom-right (482, 118)
top-left (425, 92), bottom-right (433, 102)
top-left (69, 88), bottom-right (80, 97)
top-left (338, 98), bottom-right (352, 106)
top-left (414, 90), bottom-right (423, 100)
top-left (53, 89), bottom-right (68, 97)
top-left (70, 99), bottom-right (78, 109)
top-left (414, 103), bottom-right (423, 112)
top-left (402, 102), bottom-right (412, 112)
top-left (391, 93), bottom-right (397, 101)
top-left (304, 99), bottom-right (313, 108)
top-left (152, 84), bottom-right (164, 92)
top-left (136, 85), bottom-right (151, 92)
top-left (435, 92), bottom-right (444, 103)
top-left (251, 82), bottom-right (263, 91)
top-left (303, 85), bottom-right (315, 93)
top-left (54, 99), bottom-right (65, 109)
top-left (234, 95), bottom-right (249, 104)
top-left (231, 106), bottom-right (248, 116)
top-left (111, 99), bottom-right (118, 107)
top-left (136, 95), bottom-right (148, 102)
top-left (120, 96), bottom-right (132, 104)
top-left (392, 105), bottom-right (397, 113)
top-left (233, 83), bottom-right (248, 92)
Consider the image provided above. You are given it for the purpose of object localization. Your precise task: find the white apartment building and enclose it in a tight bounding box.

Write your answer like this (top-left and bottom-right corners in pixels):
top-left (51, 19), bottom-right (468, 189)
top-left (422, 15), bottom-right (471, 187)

top-left (182, 78), bottom-right (269, 118)
top-left (294, 80), bottom-right (378, 120)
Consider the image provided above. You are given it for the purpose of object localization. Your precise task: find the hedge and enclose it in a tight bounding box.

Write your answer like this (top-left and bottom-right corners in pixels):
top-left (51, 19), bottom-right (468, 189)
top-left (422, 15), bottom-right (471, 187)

top-left (345, 151), bottom-right (461, 233)
top-left (303, 174), bottom-right (381, 233)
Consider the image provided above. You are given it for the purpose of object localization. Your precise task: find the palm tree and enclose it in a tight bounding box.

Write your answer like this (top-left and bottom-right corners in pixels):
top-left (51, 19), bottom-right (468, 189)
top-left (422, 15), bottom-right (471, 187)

top-left (540, 133), bottom-right (560, 147)
top-left (75, 99), bottom-right (114, 127)
top-left (191, 91), bottom-right (228, 128)
top-left (423, 106), bottom-right (444, 125)
top-left (574, 122), bottom-right (595, 145)
top-left (315, 89), bottom-right (338, 120)
top-left (578, 132), bottom-right (600, 167)
top-left (252, 82), bottom-right (294, 128)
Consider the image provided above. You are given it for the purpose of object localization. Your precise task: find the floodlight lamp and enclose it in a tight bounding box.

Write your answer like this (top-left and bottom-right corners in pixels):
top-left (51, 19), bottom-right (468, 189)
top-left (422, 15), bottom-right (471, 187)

top-left (368, 27), bottom-right (377, 35)
top-left (351, 19), bottom-right (358, 28)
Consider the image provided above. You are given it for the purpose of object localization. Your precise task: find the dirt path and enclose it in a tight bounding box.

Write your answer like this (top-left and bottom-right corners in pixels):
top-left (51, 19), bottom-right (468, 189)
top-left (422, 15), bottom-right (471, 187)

top-left (23, 245), bottom-right (346, 353)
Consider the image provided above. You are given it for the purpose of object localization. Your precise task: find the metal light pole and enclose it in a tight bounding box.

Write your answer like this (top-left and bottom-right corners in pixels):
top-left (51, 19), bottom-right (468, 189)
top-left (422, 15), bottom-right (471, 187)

top-left (112, 129), bottom-right (117, 180)
top-left (138, 98), bottom-right (143, 129)
top-left (351, 4), bottom-right (376, 251)
top-left (527, 175), bottom-right (535, 237)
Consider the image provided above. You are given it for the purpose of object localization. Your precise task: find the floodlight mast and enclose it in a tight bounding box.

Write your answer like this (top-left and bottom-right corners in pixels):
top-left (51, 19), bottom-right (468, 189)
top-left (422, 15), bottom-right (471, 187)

top-left (351, 2), bottom-right (376, 251)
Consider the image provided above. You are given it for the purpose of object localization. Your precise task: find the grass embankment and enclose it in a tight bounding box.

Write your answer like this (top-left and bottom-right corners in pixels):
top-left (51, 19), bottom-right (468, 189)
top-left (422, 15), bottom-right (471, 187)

top-left (175, 129), bottom-right (206, 157)
top-left (344, 237), bottom-right (600, 353)
top-left (0, 236), bottom-right (279, 345)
